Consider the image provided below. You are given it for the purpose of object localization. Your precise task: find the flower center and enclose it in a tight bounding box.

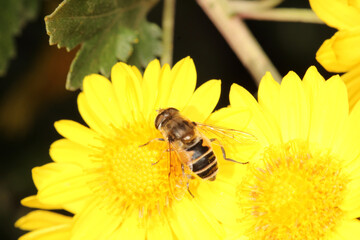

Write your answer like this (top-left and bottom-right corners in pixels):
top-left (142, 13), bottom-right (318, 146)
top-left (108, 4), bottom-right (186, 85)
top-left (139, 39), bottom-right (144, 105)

top-left (238, 140), bottom-right (347, 240)
top-left (88, 126), bottom-right (186, 218)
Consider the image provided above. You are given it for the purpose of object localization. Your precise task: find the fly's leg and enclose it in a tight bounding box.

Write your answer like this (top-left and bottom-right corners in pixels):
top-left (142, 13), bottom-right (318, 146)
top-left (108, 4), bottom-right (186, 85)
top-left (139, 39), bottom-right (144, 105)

top-left (153, 148), bottom-right (175, 164)
top-left (210, 138), bottom-right (249, 164)
top-left (139, 138), bottom-right (166, 165)
top-left (138, 138), bottom-right (165, 147)
top-left (187, 188), bottom-right (195, 198)
top-left (182, 165), bottom-right (195, 198)
top-left (152, 148), bottom-right (175, 166)
top-left (168, 142), bottom-right (185, 201)
top-left (187, 186), bottom-right (194, 198)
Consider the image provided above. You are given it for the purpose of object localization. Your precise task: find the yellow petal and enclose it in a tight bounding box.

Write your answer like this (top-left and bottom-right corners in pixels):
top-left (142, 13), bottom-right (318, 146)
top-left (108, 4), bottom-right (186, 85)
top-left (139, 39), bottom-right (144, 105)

top-left (50, 139), bottom-right (93, 168)
top-left (258, 72), bottom-right (281, 127)
top-left (77, 92), bottom-right (113, 136)
top-left (30, 163), bottom-right (90, 213)
top-left (131, 65), bottom-right (143, 82)
top-left (333, 219), bottom-right (360, 239)
top-left (124, 63), bottom-right (144, 119)
top-left (342, 63), bottom-right (360, 110)
top-left (32, 163), bottom-right (68, 190)
top-left (18, 225), bottom-right (71, 240)
top-left (111, 62), bottom-right (143, 123)
top-left (310, 0), bottom-right (360, 30)
top-left (72, 200), bottom-right (124, 240)
top-left (206, 107), bottom-right (252, 130)
top-left (182, 80), bottom-right (221, 122)
top-left (349, 0), bottom-right (360, 9)
top-left (316, 38), bottom-right (352, 72)
top-left (36, 163), bottom-right (93, 205)
top-left (343, 205), bottom-right (360, 219)
top-left (83, 74), bottom-right (124, 129)
top-left (166, 57), bottom-right (197, 110)
top-left (302, 66), bottom-right (325, 109)
top-left (21, 195), bottom-right (61, 210)
top-left (190, 197), bottom-right (226, 237)
top-left (194, 179), bottom-right (240, 225)
top-left (54, 120), bottom-right (103, 148)
top-left (156, 63), bottom-right (173, 108)
top-left (205, 107), bottom-right (261, 163)
top-left (168, 197), bottom-right (224, 240)
top-left (279, 71), bottom-right (309, 142)
top-left (146, 214), bottom-right (173, 240)
top-left (229, 84), bottom-right (258, 110)
top-left (308, 75), bottom-right (348, 149)
top-left (333, 28), bottom-right (360, 66)
top-left (15, 210), bottom-right (71, 231)
top-left (333, 99), bottom-right (360, 170)
top-left (108, 210), bottom-right (146, 240)
top-left (141, 59), bottom-right (161, 121)
top-left (63, 201), bottom-right (86, 215)
top-left (230, 83), bottom-right (281, 146)
top-left (340, 178), bottom-right (360, 211)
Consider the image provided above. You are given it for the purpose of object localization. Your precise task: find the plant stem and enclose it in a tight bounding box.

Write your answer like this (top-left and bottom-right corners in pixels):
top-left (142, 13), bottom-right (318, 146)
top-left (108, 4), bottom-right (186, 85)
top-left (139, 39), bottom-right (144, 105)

top-left (197, 0), bottom-right (281, 85)
top-left (161, 0), bottom-right (176, 66)
top-left (229, 0), bottom-right (284, 11)
top-left (237, 8), bottom-right (323, 24)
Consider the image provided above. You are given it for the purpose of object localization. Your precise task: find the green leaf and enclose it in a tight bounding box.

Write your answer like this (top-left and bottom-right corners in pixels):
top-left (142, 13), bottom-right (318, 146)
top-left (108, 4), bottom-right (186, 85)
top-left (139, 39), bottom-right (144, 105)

top-left (128, 21), bottom-right (162, 67)
top-left (0, 0), bottom-right (40, 76)
top-left (45, 0), bottom-right (161, 90)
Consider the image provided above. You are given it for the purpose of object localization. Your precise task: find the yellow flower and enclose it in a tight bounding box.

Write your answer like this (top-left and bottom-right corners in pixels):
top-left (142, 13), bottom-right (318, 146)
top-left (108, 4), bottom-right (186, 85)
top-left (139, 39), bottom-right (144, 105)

top-left (15, 210), bottom-right (72, 239)
top-left (16, 57), bottom-right (245, 240)
top-left (224, 66), bottom-right (360, 239)
top-left (310, 0), bottom-right (360, 110)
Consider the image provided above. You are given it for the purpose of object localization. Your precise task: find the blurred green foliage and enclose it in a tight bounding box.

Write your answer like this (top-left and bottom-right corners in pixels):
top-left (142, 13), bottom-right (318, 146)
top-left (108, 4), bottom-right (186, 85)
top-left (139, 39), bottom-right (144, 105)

top-left (45, 0), bottom-right (161, 90)
top-left (0, 0), bottom-right (40, 76)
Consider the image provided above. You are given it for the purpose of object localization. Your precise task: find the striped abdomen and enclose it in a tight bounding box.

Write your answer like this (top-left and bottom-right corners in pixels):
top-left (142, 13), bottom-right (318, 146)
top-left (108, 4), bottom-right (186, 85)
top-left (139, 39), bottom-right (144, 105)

top-left (186, 138), bottom-right (218, 181)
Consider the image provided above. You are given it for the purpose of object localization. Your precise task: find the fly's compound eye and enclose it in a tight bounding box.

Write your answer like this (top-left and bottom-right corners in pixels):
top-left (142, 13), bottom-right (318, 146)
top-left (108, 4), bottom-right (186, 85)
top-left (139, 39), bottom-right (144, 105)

top-left (155, 114), bottom-right (163, 129)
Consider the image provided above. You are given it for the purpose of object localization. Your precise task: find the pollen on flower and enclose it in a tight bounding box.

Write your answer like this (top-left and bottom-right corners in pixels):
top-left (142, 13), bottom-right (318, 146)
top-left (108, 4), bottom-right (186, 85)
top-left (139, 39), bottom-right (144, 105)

top-left (238, 140), bottom-right (347, 240)
top-left (86, 127), bottom-right (185, 219)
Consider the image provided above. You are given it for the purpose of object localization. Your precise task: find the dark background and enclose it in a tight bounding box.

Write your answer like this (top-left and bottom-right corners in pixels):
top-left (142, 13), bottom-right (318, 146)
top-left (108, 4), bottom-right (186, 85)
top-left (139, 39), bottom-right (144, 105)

top-left (0, 0), bottom-right (335, 239)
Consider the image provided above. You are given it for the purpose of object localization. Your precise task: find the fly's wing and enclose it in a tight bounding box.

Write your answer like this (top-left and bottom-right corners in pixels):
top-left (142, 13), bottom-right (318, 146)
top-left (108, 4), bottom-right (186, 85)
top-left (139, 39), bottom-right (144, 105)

top-left (196, 123), bottom-right (257, 164)
top-left (197, 107), bottom-right (256, 144)
top-left (196, 123), bottom-right (257, 145)
top-left (196, 108), bottom-right (257, 163)
top-left (167, 143), bottom-right (192, 201)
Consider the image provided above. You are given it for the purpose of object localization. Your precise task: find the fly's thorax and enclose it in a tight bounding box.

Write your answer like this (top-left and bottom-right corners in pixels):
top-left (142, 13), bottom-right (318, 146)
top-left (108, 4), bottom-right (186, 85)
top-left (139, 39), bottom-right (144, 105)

top-left (159, 116), bottom-right (197, 143)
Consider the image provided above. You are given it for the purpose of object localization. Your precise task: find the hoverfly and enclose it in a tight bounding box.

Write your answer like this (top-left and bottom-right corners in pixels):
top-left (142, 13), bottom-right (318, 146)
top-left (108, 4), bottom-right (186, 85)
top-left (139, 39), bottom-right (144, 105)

top-left (143, 107), bottom-right (256, 199)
